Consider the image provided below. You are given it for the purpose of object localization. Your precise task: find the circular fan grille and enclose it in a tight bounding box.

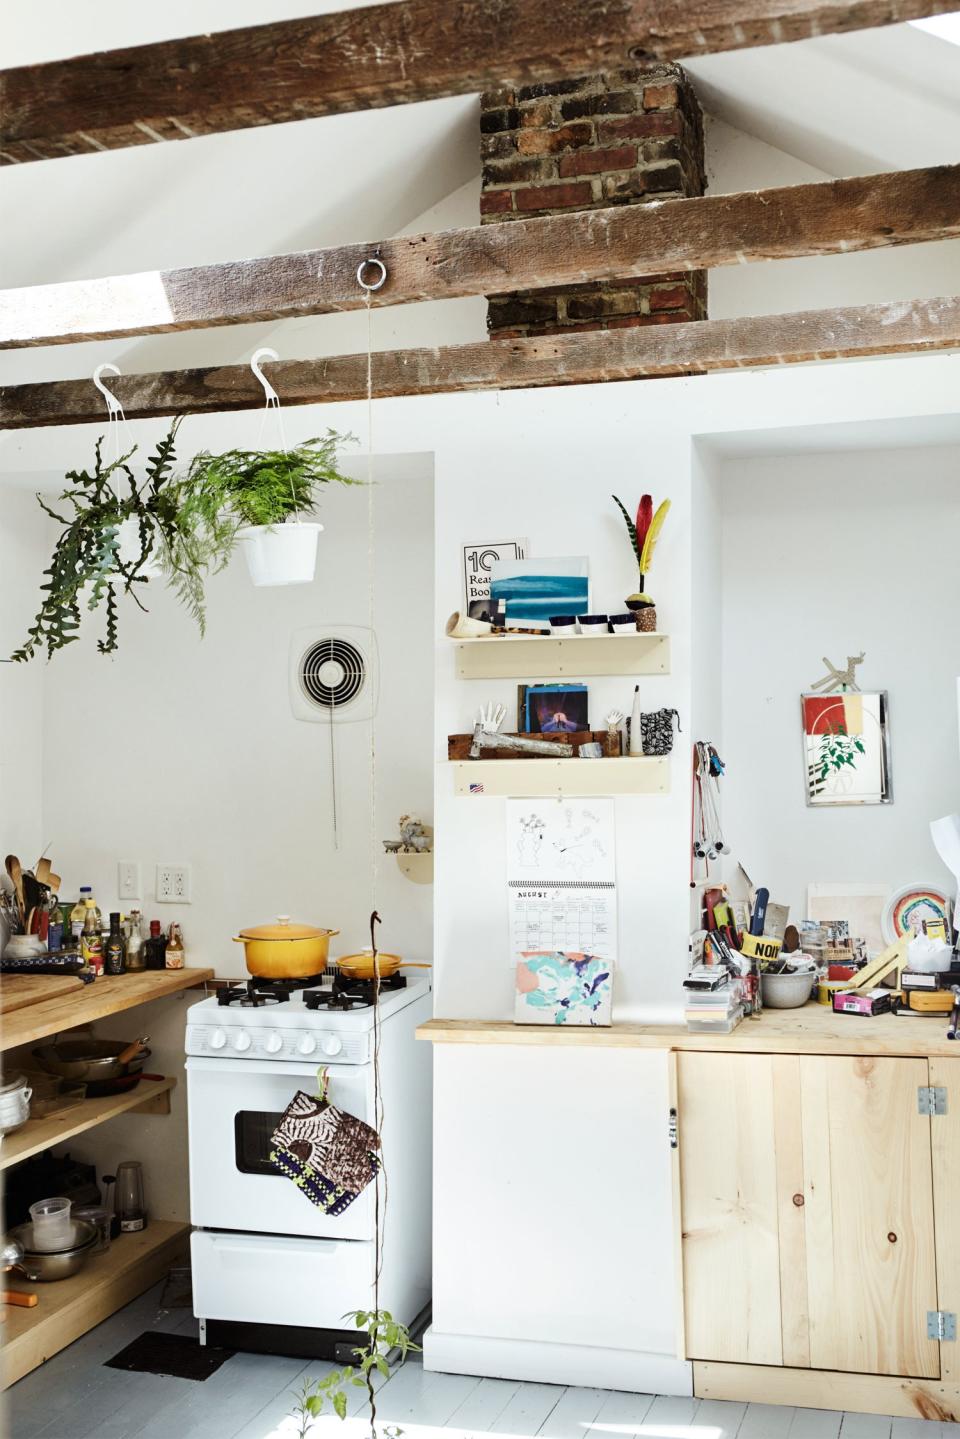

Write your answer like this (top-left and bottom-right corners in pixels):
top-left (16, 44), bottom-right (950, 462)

top-left (299, 637), bottom-right (366, 710)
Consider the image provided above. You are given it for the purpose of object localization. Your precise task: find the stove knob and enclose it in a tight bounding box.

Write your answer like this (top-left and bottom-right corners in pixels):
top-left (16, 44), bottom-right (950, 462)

top-left (263, 1031), bottom-right (283, 1054)
top-left (232, 1030), bottom-right (252, 1052)
top-left (209, 1028), bottom-right (227, 1050)
top-left (321, 1035), bottom-right (343, 1057)
top-left (297, 1034), bottom-right (318, 1056)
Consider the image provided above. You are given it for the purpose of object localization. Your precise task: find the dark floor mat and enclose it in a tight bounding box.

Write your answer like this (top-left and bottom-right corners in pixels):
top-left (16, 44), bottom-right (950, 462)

top-left (105, 1330), bottom-right (234, 1382)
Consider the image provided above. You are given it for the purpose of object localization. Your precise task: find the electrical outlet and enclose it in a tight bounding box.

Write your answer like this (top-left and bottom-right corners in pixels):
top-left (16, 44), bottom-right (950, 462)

top-left (118, 862), bottom-right (141, 900)
top-left (156, 865), bottom-right (191, 903)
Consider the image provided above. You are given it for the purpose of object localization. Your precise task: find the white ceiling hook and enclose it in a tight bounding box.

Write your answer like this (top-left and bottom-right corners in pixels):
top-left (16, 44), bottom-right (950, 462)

top-left (250, 347), bottom-right (281, 407)
top-left (92, 362), bottom-right (125, 419)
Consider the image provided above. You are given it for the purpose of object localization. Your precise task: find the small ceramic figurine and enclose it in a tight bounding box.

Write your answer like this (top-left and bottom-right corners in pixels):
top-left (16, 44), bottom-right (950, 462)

top-left (604, 709), bottom-right (624, 758)
top-left (398, 816), bottom-right (432, 853)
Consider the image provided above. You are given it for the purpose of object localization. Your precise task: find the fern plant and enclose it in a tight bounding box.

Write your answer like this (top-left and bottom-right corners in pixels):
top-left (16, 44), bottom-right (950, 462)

top-left (13, 423), bottom-right (182, 662)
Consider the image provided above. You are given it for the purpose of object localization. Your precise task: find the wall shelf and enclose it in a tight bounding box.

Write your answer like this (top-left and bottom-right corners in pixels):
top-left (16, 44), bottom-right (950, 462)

top-left (0, 1077), bottom-right (177, 1172)
top-left (2, 1220), bottom-right (191, 1387)
top-left (452, 632), bottom-right (670, 680)
top-left (450, 756), bottom-right (669, 798)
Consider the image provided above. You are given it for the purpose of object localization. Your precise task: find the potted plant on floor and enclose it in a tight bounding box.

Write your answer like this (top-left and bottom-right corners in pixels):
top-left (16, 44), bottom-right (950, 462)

top-left (174, 432), bottom-right (359, 588)
top-left (612, 491), bottom-right (671, 632)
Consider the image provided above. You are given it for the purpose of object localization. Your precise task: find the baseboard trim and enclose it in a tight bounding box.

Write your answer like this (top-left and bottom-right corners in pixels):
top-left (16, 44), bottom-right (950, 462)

top-left (423, 1326), bottom-right (693, 1394)
top-left (694, 1360), bottom-right (960, 1423)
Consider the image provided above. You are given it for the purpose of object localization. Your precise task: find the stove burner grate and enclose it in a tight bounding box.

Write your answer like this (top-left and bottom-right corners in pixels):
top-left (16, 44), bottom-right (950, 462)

top-left (217, 974), bottom-right (331, 1007)
top-left (304, 973), bottom-right (407, 1011)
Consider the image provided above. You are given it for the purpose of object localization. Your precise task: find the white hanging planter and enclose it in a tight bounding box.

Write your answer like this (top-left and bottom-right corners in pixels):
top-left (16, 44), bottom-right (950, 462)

top-left (236, 521), bottom-right (323, 587)
top-left (117, 517), bottom-right (163, 578)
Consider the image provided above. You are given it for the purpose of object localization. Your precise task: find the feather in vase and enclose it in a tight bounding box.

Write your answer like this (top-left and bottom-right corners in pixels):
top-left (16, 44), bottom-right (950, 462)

top-left (635, 494), bottom-right (654, 552)
top-left (639, 499), bottom-right (671, 577)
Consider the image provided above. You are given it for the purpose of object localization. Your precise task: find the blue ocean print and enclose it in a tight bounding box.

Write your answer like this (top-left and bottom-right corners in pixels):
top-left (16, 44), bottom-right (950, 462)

top-left (489, 573), bottom-right (589, 624)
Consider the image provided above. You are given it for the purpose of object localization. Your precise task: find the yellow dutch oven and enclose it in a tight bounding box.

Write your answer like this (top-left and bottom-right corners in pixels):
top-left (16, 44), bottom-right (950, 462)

top-left (233, 915), bottom-right (339, 980)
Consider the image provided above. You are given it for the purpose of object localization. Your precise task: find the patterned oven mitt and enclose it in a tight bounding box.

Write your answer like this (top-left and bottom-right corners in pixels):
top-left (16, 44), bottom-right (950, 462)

top-left (270, 1073), bottom-right (380, 1214)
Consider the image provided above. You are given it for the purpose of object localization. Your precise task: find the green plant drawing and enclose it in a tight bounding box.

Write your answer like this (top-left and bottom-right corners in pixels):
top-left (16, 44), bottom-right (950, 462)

top-left (290, 1308), bottom-right (418, 1437)
top-left (816, 722), bottom-right (865, 782)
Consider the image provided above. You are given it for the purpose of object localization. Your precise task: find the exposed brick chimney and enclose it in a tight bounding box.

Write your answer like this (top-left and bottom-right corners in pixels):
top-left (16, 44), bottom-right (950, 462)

top-left (480, 65), bottom-right (706, 338)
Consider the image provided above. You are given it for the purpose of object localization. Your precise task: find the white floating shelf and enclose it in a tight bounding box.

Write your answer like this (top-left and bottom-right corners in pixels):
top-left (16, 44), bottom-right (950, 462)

top-left (453, 632), bottom-right (670, 680)
top-left (450, 757), bottom-right (669, 798)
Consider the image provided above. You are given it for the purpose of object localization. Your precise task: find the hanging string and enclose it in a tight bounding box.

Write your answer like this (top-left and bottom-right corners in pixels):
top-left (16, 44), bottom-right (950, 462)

top-left (250, 347), bottom-right (300, 520)
top-left (93, 363), bottom-right (135, 468)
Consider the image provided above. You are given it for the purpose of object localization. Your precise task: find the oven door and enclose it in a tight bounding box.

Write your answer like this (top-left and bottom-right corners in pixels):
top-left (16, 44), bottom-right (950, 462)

top-left (187, 1056), bottom-right (374, 1240)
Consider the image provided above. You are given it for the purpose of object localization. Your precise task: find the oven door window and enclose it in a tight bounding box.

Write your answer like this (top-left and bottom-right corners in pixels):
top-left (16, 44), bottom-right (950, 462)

top-left (234, 1110), bottom-right (285, 1176)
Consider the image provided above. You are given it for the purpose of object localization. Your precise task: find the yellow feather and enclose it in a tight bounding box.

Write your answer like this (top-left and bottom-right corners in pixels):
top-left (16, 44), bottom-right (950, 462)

top-left (639, 499), bottom-right (670, 574)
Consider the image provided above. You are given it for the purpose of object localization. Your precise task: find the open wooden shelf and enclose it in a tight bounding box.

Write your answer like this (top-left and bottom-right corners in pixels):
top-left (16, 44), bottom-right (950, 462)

top-left (452, 632), bottom-right (670, 680)
top-left (0, 1077), bottom-right (177, 1172)
top-left (2, 1220), bottom-right (191, 1387)
top-left (450, 755), bottom-right (669, 797)
top-left (0, 967), bottom-right (214, 1053)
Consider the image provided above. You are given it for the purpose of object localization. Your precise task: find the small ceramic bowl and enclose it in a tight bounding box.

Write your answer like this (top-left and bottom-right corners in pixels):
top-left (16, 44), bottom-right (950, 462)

top-left (608, 612), bottom-right (636, 633)
top-left (577, 614), bottom-right (608, 635)
top-left (549, 616), bottom-right (577, 633)
top-left (761, 967), bottom-right (817, 1009)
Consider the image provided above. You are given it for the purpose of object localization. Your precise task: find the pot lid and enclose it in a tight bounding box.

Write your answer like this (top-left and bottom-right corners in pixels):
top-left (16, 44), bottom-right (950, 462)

top-left (0, 1073), bottom-right (27, 1095)
top-left (238, 915), bottom-right (333, 941)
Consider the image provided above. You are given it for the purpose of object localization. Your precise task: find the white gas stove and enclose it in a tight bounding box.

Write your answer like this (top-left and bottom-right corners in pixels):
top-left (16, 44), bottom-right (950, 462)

top-left (186, 975), bottom-right (432, 1358)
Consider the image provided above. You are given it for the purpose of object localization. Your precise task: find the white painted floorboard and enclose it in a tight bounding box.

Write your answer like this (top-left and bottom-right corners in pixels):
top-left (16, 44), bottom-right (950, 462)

top-left (6, 1286), bottom-right (957, 1439)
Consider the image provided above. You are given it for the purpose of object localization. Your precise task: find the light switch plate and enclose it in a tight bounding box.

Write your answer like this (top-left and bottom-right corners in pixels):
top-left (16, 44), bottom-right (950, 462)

top-left (118, 862), bottom-right (141, 900)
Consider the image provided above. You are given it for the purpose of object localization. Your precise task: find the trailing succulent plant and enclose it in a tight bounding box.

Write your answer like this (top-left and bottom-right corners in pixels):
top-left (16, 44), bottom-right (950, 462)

top-left (13, 428), bottom-right (359, 662)
top-left (13, 423), bottom-right (182, 662)
top-left (612, 491), bottom-right (671, 606)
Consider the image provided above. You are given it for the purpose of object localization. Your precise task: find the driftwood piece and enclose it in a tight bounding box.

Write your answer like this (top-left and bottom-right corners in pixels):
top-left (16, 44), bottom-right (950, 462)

top-left (448, 731), bottom-right (607, 760)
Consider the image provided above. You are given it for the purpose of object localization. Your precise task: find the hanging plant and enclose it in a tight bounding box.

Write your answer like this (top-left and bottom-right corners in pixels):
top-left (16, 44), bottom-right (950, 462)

top-left (162, 431), bottom-right (360, 597)
top-left (14, 428), bottom-right (360, 661)
top-left (12, 423), bottom-right (182, 662)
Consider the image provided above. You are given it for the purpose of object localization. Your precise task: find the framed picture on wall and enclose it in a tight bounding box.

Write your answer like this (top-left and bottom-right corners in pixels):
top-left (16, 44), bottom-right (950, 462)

top-left (801, 692), bottom-right (891, 807)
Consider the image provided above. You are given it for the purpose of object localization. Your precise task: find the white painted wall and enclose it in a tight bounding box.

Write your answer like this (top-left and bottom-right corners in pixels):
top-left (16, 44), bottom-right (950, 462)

top-left (0, 493), bottom-right (48, 907)
top-left (718, 444), bottom-right (960, 922)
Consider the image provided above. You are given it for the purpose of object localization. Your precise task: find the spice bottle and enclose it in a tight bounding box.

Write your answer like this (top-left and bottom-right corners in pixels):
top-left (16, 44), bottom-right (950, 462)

top-left (70, 887), bottom-right (93, 942)
top-left (144, 920), bottom-right (167, 970)
top-left (165, 923), bottom-right (185, 970)
top-left (104, 912), bottom-right (126, 976)
top-left (80, 901), bottom-right (103, 974)
top-left (126, 910), bottom-right (145, 971)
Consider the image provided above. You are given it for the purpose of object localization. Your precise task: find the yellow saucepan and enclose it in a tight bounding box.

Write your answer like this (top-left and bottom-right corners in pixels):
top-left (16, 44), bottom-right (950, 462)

top-left (233, 916), bottom-right (340, 980)
top-left (336, 950), bottom-right (432, 982)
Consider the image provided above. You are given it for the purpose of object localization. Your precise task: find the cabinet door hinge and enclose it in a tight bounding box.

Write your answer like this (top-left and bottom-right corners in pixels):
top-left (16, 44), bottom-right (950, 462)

top-left (927, 1311), bottom-right (957, 1341)
top-left (668, 1107), bottom-right (678, 1150)
top-left (918, 1086), bottom-right (948, 1116)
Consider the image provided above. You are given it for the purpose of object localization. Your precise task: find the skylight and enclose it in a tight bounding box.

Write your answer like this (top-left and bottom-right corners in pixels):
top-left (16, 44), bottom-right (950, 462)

top-left (910, 12), bottom-right (960, 44)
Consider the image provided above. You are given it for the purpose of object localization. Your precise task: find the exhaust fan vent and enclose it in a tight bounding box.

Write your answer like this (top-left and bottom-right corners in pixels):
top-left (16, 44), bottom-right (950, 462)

top-left (289, 626), bottom-right (378, 724)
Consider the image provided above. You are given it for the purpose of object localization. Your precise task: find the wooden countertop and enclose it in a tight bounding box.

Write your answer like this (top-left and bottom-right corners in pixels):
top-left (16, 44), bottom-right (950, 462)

top-left (418, 1004), bottom-right (960, 1057)
top-left (0, 967), bottom-right (214, 1051)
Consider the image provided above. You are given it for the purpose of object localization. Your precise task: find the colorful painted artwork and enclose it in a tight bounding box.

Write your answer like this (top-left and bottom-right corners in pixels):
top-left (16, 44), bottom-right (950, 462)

top-left (489, 556), bottom-right (589, 630)
top-left (801, 691), bottom-right (891, 806)
top-left (514, 951), bottom-right (612, 1026)
top-left (881, 884), bottom-right (953, 944)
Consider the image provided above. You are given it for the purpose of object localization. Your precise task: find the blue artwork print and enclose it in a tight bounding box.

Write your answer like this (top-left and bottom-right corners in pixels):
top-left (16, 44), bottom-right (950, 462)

top-left (515, 951), bottom-right (612, 1026)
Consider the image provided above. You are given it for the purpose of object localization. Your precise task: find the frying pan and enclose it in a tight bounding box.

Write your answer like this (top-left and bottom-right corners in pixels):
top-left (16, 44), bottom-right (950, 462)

top-left (32, 1037), bottom-right (150, 1091)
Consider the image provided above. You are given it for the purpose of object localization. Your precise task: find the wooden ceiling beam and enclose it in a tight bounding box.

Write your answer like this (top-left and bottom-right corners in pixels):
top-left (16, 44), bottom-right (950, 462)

top-left (2, 165), bottom-right (958, 349)
top-left (1, 1), bottom-right (956, 163)
top-left (2, 297), bottom-right (957, 429)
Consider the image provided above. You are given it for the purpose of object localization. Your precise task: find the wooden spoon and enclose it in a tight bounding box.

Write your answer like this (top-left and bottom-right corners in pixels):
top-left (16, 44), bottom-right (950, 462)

top-left (117, 1036), bottom-right (150, 1065)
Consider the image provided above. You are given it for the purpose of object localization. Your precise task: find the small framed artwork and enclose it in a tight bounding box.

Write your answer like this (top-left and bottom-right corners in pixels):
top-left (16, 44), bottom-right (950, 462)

top-left (515, 951), bottom-right (612, 1026)
top-left (525, 683), bottom-right (589, 734)
top-left (801, 692), bottom-right (891, 806)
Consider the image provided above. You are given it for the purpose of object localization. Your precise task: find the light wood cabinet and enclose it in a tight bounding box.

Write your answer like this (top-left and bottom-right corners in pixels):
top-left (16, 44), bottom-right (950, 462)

top-left (678, 1051), bottom-right (947, 1381)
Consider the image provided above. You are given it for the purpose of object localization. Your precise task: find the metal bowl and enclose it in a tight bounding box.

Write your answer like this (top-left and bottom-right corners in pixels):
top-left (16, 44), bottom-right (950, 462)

top-left (5, 1220), bottom-right (98, 1281)
top-left (32, 1039), bottom-right (149, 1084)
top-left (760, 967), bottom-right (817, 1009)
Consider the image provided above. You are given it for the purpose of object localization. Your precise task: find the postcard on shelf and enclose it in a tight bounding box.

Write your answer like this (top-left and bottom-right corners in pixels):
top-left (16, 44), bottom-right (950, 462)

top-left (524, 683), bottom-right (589, 734)
top-left (463, 540), bottom-right (527, 615)
top-left (489, 556), bottom-right (588, 631)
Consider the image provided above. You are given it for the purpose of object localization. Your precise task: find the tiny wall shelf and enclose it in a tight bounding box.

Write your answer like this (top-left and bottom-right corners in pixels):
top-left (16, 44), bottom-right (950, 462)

top-left (450, 756), bottom-right (669, 798)
top-left (452, 632), bottom-right (670, 680)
